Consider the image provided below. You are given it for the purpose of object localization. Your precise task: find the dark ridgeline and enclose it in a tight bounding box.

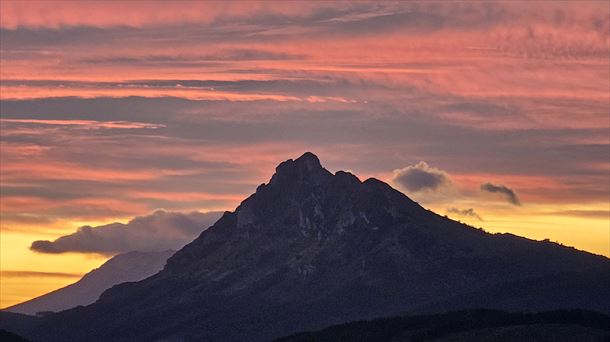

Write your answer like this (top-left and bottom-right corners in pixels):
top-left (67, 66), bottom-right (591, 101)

top-left (2, 152), bottom-right (609, 341)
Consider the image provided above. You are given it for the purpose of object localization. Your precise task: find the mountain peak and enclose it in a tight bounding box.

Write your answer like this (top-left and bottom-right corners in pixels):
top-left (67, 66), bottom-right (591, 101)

top-left (269, 152), bottom-right (331, 186)
top-left (12, 153), bottom-right (610, 342)
top-left (295, 151), bottom-right (321, 167)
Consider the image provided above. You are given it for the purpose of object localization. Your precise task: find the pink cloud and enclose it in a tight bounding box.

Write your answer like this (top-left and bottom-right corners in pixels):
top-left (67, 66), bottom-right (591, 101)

top-left (0, 1), bottom-right (320, 29)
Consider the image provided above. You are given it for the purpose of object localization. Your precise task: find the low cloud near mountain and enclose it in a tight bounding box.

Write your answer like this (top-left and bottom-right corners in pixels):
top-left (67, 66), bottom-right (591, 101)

top-left (447, 207), bottom-right (483, 221)
top-left (30, 210), bottom-right (222, 255)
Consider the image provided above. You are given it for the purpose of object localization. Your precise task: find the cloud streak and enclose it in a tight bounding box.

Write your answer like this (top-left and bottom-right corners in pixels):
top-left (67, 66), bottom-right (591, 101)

top-left (1, 271), bottom-right (82, 278)
top-left (0, 119), bottom-right (164, 130)
top-left (542, 210), bottom-right (609, 220)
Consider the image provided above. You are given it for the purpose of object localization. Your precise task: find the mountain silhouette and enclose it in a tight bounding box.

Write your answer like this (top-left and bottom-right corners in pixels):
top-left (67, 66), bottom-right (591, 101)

top-left (2, 152), bottom-right (609, 341)
top-left (6, 250), bottom-right (175, 315)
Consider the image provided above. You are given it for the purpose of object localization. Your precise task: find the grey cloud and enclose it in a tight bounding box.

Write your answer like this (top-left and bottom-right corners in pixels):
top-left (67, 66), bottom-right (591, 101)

top-left (447, 208), bottom-right (483, 221)
top-left (0, 26), bottom-right (114, 48)
top-left (0, 213), bottom-right (57, 225)
top-left (2, 96), bottom-right (608, 205)
top-left (0, 96), bottom-right (186, 125)
top-left (391, 161), bottom-right (451, 192)
top-left (3, 97), bottom-right (607, 176)
top-left (28, 205), bottom-right (139, 222)
top-left (0, 185), bottom-right (88, 201)
top-left (481, 182), bottom-right (521, 206)
top-left (441, 101), bottom-right (520, 119)
top-left (1, 179), bottom-right (242, 223)
top-left (30, 210), bottom-right (223, 255)
top-left (2, 97), bottom-right (608, 176)
top-left (79, 49), bottom-right (306, 65)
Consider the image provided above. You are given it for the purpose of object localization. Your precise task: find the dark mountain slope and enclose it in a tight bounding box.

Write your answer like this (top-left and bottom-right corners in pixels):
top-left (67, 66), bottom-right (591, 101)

top-left (5, 250), bottom-right (175, 315)
top-left (0, 312), bottom-right (38, 339)
top-left (8, 152), bottom-right (609, 342)
top-left (0, 329), bottom-right (32, 342)
top-left (416, 271), bottom-right (610, 315)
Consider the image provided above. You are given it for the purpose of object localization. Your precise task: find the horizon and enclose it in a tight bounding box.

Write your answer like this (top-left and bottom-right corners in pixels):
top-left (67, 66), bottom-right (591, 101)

top-left (1, 0), bottom-right (609, 311)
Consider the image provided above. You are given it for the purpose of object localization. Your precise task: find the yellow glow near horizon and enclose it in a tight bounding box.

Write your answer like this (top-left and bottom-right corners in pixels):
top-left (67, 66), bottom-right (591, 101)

top-left (2, 203), bottom-right (608, 309)
top-left (436, 202), bottom-right (610, 257)
top-left (0, 227), bottom-right (111, 309)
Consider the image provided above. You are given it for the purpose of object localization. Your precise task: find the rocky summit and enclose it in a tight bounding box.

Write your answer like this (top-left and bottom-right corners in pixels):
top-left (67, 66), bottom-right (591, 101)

top-left (4, 152), bottom-right (609, 342)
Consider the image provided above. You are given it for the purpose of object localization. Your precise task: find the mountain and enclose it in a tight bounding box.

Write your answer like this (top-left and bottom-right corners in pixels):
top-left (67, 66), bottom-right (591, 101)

top-left (5, 250), bottom-right (175, 315)
top-left (275, 309), bottom-right (610, 342)
top-left (2, 152), bottom-right (609, 341)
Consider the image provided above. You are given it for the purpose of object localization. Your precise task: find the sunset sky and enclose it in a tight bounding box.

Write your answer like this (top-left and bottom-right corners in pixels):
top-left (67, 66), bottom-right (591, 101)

top-left (1, 1), bottom-right (609, 308)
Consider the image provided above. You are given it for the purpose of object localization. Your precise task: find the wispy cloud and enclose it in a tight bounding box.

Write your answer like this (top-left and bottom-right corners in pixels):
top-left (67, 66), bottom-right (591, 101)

top-left (1, 270), bottom-right (82, 278)
top-left (541, 210), bottom-right (609, 220)
top-left (0, 119), bottom-right (164, 130)
top-left (447, 208), bottom-right (483, 221)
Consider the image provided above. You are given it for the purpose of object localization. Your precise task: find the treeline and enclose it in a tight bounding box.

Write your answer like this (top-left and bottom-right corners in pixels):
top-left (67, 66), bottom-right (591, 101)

top-left (276, 309), bottom-right (610, 342)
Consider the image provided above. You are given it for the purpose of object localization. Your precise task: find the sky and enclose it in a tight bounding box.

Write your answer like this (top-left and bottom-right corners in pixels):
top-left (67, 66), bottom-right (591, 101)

top-left (1, 1), bottom-right (609, 308)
